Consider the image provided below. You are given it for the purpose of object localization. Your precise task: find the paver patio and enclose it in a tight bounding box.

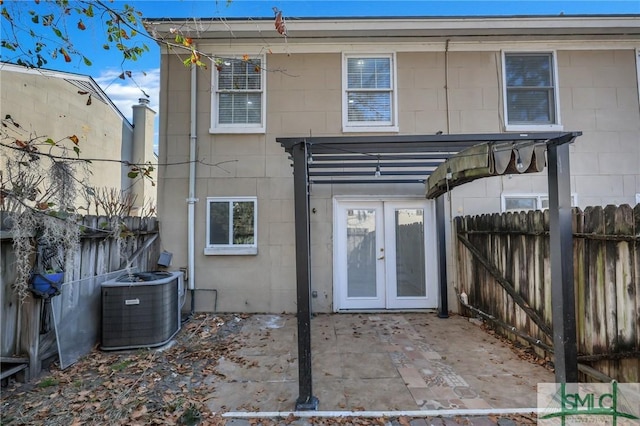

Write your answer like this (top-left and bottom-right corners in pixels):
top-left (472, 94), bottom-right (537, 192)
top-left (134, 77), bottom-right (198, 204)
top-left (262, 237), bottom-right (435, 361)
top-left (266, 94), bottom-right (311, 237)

top-left (205, 312), bottom-right (553, 413)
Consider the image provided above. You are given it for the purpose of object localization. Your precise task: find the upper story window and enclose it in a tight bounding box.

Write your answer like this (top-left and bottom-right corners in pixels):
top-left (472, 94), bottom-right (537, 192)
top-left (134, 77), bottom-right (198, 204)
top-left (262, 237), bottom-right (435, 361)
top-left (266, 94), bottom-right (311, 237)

top-left (210, 56), bottom-right (265, 134)
top-left (342, 53), bottom-right (398, 132)
top-left (205, 197), bottom-right (258, 255)
top-left (502, 52), bottom-right (562, 132)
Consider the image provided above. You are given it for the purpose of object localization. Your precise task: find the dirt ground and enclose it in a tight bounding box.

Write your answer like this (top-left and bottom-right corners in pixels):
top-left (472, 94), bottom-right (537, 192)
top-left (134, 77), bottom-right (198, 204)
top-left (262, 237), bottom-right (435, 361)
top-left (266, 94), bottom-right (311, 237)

top-left (1, 314), bottom-right (246, 425)
top-left (1, 314), bottom-right (542, 425)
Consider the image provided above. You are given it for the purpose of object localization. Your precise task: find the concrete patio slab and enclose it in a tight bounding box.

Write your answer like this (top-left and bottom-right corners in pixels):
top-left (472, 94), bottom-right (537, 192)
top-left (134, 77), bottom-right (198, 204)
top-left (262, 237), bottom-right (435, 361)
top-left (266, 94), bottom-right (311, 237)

top-left (206, 312), bottom-right (553, 414)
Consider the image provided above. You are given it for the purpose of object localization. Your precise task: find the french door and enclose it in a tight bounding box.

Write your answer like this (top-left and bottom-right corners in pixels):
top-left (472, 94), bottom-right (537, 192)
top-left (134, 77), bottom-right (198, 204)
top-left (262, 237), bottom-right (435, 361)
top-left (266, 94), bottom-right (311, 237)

top-left (334, 199), bottom-right (438, 310)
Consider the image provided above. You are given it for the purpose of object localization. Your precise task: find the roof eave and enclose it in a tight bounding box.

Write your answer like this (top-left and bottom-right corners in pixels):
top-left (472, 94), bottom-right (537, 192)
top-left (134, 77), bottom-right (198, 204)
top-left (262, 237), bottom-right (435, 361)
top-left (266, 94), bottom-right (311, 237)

top-left (0, 62), bottom-right (132, 128)
top-left (143, 15), bottom-right (640, 40)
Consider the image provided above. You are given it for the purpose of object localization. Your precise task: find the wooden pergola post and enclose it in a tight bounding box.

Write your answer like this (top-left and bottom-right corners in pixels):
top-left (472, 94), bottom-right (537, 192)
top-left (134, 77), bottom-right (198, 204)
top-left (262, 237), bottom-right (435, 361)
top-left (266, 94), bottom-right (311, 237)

top-left (547, 138), bottom-right (579, 383)
top-left (291, 141), bottom-right (318, 411)
top-left (436, 195), bottom-right (449, 318)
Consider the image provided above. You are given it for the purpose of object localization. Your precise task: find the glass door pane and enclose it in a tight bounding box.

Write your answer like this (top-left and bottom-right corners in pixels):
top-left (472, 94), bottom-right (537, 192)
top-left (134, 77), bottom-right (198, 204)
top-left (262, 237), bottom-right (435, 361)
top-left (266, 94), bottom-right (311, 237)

top-left (394, 208), bottom-right (426, 297)
top-left (346, 209), bottom-right (377, 297)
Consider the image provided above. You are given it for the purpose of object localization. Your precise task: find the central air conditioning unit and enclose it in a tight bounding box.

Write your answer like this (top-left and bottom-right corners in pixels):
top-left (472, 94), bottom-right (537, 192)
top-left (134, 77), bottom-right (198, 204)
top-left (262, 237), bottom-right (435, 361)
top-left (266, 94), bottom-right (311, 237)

top-left (101, 271), bottom-right (184, 350)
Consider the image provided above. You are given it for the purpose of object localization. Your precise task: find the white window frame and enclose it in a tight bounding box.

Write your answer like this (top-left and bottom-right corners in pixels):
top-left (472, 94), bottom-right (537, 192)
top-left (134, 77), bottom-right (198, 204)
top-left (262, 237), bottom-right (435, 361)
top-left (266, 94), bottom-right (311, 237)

top-left (205, 197), bottom-right (258, 255)
top-left (210, 55), bottom-right (266, 134)
top-left (342, 53), bottom-right (399, 133)
top-left (501, 193), bottom-right (577, 213)
top-left (501, 50), bottom-right (563, 132)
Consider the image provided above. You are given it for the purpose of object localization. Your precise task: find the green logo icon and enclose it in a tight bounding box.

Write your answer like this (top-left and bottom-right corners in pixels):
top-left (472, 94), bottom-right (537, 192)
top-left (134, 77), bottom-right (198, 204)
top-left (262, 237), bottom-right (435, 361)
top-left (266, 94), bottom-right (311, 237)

top-left (538, 382), bottom-right (639, 425)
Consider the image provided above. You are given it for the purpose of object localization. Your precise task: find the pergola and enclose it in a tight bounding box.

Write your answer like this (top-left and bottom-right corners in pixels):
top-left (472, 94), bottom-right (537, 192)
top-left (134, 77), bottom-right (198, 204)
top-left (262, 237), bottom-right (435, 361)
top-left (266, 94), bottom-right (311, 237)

top-left (277, 131), bottom-right (581, 410)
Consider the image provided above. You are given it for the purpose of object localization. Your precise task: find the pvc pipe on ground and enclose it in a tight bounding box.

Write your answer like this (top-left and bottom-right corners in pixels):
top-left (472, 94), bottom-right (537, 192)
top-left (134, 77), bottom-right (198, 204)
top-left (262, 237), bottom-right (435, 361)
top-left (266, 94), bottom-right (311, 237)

top-left (220, 407), bottom-right (539, 418)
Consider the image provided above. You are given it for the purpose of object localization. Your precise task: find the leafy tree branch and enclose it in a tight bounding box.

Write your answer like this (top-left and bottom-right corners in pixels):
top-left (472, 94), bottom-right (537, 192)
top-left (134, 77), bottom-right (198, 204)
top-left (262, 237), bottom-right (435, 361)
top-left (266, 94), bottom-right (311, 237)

top-left (1, 0), bottom-right (293, 77)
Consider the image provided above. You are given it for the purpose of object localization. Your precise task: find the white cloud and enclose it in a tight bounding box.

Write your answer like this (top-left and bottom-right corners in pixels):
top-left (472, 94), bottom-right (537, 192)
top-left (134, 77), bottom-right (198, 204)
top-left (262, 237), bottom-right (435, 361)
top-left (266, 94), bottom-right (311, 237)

top-left (94, 68), bottom-right (160, 122)
top-left (94, 68), bottom-right (160, 152)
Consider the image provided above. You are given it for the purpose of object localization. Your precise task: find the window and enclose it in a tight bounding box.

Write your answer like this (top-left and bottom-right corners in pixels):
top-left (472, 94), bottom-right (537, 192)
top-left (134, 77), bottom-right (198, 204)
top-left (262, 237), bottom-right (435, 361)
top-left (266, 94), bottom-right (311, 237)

top-left (211, 57), bottom-right (265, 133)
top-left (502, 52), bottom-right (562, 131)
top-left (502, 193), bottom-right (577, 213)
top-left (205, 197), bottom-right (257, 255)
top-left (342, 54), bottom-right (398, 132)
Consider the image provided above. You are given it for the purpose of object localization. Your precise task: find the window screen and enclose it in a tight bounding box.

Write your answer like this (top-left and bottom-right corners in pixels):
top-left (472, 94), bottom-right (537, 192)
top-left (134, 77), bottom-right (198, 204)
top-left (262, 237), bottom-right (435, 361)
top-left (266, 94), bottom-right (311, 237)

top-left (504, 53), bottom-right (556, 125)
top-left (216, 58), bottom-right (263, 126)
top-left (345, 57), bottom-right (393, 124)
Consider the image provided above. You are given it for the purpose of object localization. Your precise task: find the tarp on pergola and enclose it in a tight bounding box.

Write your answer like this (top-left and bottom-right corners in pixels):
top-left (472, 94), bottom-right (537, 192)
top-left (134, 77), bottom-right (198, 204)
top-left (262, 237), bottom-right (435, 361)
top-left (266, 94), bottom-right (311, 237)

top-left (425, 140), bottom-right (547, 199)
top-left (277, 131), bottom-right (581, 410)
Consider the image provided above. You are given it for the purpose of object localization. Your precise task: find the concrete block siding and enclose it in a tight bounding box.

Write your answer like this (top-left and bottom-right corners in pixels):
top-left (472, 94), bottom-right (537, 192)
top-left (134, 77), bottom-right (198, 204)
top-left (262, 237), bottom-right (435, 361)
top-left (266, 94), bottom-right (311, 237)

top-left (157, 36), bottom-right (639, 313)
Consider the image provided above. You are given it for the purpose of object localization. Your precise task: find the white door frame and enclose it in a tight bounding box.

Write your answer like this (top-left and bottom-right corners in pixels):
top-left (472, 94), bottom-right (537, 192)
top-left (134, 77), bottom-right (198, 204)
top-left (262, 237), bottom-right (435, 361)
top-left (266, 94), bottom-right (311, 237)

top-left (333, 197), bottom-right (439, 311)
top-left (334, 201), bottom-right (386, 310)
top-left (383, 200), bottom-right (438, 309)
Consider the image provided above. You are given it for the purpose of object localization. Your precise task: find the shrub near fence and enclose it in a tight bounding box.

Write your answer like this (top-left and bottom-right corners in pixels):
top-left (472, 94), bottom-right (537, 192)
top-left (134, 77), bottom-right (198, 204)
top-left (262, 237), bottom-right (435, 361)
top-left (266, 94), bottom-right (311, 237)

top-left (455, 204), bottom-right (639, 383)
top-left (1, 215), bottom-right (160, 379)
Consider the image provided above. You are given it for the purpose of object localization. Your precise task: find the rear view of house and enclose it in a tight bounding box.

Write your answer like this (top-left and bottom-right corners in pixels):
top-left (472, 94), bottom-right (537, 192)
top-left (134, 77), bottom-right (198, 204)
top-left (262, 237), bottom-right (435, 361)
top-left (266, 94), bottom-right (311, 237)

top-left (145, 15), bottom-right (640, 314)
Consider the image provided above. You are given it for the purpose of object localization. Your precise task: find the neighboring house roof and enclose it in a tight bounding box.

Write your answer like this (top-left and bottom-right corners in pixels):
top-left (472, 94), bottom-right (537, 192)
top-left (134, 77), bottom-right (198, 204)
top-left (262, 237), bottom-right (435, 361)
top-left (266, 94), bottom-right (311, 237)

top-left (144, 15), bottom-right (640, 40)
top-left (0, 62), bottom-right (132, 130)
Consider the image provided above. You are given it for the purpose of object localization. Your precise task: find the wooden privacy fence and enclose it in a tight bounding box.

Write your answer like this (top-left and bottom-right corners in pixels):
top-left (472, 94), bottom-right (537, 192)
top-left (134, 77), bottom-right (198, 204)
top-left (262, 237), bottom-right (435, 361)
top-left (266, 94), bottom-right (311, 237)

top-left (1, 215), bottom-right (161, 379)
top-left (455, 204), bottom-right (639, 383)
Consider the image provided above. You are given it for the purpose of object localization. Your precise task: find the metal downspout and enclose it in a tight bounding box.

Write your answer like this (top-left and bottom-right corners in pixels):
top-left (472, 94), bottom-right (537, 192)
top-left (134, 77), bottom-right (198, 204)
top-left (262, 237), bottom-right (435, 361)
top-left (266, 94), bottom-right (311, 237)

top-left (187, 62), bottom-right (198, 314)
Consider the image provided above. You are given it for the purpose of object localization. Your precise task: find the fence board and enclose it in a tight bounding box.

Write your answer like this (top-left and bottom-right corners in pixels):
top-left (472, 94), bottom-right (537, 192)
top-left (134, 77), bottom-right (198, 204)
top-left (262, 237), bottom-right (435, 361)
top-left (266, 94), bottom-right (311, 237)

top-left (456, 204), bottom-right (639, 382)
top-left (96, 240), bottom-right (106, 276)
top-left (602, 206), bottom-right (618, 380)
top-left (19, 297), bottom-right (41, 379)
top-left (604, 206), bottom-right (619, 354)
top-left (587, 207), bottom-right (608, 355)
top-left (574, 208), bottom-right (588, 362)
top-left (1, 239), bottom-right (19, 357)
top-left (615, 206), bottom-right (635, 352)
top-left (80, 216), bottom-right (98, 279)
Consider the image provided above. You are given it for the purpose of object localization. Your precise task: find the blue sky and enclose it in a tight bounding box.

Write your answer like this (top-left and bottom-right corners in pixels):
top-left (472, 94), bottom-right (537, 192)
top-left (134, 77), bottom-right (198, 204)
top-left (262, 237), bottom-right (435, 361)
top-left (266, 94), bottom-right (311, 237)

top-left (132, 0), bottom-right (640, 19)
top-left (3, 0), bottom-right (639, 145)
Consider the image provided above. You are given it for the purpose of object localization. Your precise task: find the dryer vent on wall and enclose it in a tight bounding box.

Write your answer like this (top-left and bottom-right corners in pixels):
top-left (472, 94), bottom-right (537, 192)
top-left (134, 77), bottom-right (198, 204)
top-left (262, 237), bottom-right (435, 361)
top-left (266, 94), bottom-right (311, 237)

top-left (101, 271), bottom-right (183, 350)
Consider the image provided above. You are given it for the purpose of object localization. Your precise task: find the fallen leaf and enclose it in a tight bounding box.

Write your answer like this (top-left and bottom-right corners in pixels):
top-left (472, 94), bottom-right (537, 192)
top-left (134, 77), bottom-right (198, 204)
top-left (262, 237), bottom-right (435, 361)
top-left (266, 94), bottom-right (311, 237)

top-left (60, 47), bottom-right (71, 62)
top-left (398, 415), bottom-right (411, 426)
top-left (131, 405), bottom-right (148, 419)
